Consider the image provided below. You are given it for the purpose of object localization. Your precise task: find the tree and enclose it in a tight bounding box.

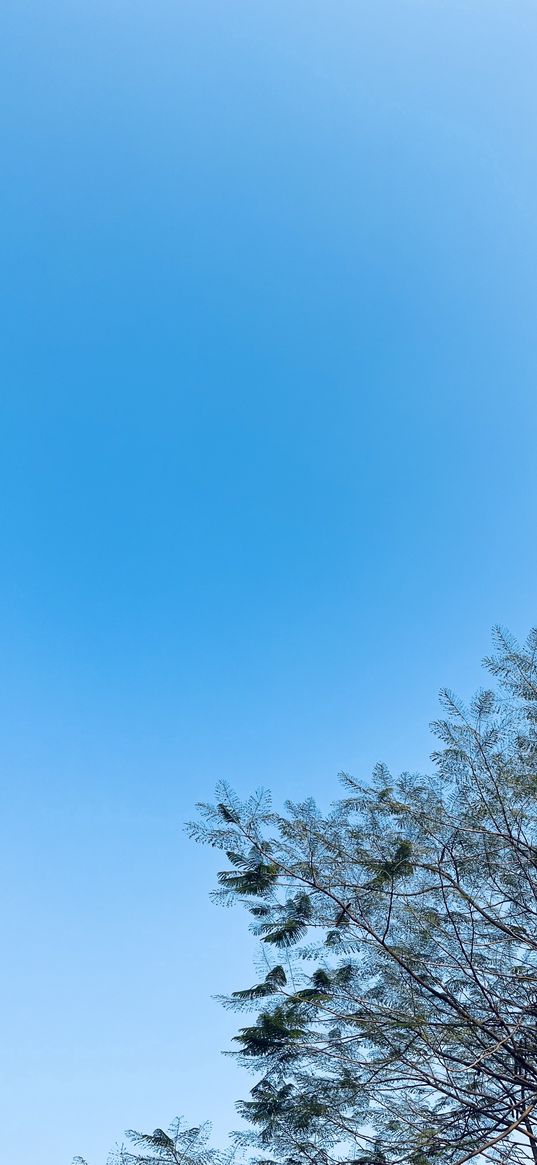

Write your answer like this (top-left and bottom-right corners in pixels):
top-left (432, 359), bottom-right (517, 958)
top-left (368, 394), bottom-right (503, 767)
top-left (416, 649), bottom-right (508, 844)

top-left (74, 1118), bottom-right (232, 1165)
top-left (189, 627), bottom-right (537, 1165)
top-left (110, 1119), bottom-right (230, 1165)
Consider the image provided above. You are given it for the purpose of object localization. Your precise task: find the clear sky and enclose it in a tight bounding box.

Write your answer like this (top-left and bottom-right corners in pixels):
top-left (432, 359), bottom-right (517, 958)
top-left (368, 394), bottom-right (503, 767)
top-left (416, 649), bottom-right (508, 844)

top-left (1, 3), bottom-right (536, 1163)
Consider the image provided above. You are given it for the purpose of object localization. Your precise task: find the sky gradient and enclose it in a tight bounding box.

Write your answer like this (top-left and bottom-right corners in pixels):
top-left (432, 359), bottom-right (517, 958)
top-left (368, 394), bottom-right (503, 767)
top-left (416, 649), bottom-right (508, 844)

top-left (1, 3), bottom-right (537, 1163)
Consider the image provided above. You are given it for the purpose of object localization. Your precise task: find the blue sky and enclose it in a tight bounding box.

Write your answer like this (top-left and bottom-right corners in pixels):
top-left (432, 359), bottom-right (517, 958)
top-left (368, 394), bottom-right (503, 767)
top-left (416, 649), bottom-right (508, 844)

top-left (1, 2), bottom-right (537, 1162)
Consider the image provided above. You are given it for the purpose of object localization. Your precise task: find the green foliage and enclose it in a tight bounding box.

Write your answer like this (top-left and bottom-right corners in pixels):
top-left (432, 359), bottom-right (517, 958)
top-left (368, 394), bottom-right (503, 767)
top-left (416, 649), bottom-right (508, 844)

top-left (190, 627), bottom-right (537, 1165)
top-left (217, 849), bottom-right (279, 897)
top-left (234, 1004), bottom-right (308, 1060)
top-left (232, 965), bottom-right (288, 1004)
top-left (108, 1119), bottom-right (230, 1165)
top-left (80, 627), bottom-right (537, 1165)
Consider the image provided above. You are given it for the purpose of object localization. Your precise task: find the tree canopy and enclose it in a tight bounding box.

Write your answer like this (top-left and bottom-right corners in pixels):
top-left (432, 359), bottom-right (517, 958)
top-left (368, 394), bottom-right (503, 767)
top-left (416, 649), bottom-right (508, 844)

top-left (190, 626), bottom-right (537, 1165)
top-left (78, 627), bottom-right (537, 1165)
top-left (112, 1120), bottom-right (229, 1165)
top-left (75, 1119), bottom-right (232, 1165)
